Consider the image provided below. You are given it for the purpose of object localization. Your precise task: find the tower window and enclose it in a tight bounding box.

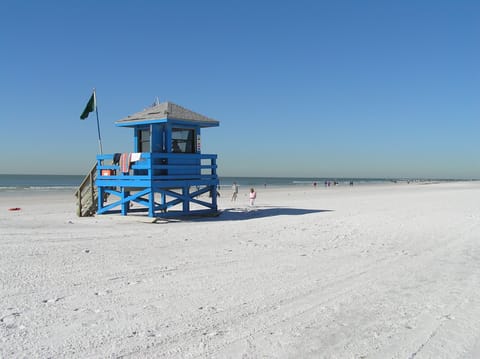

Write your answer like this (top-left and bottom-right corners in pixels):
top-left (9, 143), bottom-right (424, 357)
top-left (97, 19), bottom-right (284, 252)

top-left (138, 128), bottom-right (150, 152)
top-left (172, 128), bottom-right (195, 153)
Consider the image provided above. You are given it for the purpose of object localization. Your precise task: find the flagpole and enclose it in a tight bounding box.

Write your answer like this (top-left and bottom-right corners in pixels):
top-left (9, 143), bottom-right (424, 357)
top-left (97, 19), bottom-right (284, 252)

top-left (93, 89), bottom-right (103, 154)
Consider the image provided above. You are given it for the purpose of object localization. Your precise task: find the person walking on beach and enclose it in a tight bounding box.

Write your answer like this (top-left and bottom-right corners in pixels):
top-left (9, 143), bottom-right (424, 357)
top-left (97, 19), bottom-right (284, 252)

top-left (231, 182), bottom-right (239, 201)
top-left (249, 187), bottom-right (256, 206)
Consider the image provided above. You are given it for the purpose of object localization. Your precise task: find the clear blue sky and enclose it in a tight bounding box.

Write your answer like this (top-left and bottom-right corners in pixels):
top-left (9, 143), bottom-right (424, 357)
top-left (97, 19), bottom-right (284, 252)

top-left (1, 0), bottom-right (479, 179)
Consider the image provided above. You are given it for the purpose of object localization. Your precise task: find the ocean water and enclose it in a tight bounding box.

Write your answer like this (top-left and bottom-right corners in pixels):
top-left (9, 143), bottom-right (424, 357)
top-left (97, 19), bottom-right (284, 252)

top-left (0, 174), bottom-right (456, 194)
top-left (0, 174), bottom-right (83, 193)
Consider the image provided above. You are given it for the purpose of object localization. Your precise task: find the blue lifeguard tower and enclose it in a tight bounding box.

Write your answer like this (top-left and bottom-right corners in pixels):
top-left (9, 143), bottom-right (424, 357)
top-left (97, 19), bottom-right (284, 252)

top-left (75, 101), bottom-right (219, 218)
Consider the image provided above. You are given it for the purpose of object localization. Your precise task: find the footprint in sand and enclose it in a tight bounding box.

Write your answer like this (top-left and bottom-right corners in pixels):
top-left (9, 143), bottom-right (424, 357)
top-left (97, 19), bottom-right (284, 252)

top-left (42, 297), bottom-right (65, 304)
top-left (0, 312), bottom-right (21, 329)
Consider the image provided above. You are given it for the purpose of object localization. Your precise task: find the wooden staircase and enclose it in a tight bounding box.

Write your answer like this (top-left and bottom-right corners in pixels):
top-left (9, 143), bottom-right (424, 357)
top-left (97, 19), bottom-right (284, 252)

top-left (75, 164), bottom-right (100, 217)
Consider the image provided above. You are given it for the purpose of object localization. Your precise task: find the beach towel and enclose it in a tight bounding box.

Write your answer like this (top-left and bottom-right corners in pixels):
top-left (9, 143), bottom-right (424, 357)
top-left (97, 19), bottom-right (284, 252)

top-left (113, 153), bottom-right (121, 165)
top-left (130, 152), bottom-right (142, 162)
top-left (119, 153), bottom-right (131, 173)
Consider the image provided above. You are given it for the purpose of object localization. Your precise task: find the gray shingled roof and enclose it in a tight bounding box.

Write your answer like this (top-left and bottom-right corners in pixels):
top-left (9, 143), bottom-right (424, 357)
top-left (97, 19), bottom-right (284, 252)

top-left (115, 101), bottom-right (219, 126)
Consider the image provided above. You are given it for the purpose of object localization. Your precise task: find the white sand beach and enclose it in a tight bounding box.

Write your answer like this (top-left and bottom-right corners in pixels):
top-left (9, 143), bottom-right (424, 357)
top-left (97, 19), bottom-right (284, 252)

top-left (2, 181), bottom-right (480, 358)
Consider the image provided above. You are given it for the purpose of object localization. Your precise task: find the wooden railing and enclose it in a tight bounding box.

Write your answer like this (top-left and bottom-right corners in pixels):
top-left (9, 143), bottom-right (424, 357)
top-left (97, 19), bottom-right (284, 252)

top-left (95, 153), bottom-right (218, 183)
top-left (74, 163), bottom-right (99, 217)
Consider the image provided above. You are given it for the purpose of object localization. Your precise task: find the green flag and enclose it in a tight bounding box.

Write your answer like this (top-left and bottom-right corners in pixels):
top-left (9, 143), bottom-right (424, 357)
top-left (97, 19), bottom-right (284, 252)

top-left (80, 91), bottom-right (96, 120)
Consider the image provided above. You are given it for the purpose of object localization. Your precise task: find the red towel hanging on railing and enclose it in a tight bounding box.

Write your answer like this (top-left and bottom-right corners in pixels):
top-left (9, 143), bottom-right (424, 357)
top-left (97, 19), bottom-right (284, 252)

top-left (119, 153), bottom-right (131, 173)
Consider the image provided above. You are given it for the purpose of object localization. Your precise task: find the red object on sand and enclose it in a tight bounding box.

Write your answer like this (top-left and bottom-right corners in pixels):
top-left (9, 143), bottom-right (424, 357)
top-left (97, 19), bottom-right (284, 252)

top-left (8, 207), bottom-right (21, 211)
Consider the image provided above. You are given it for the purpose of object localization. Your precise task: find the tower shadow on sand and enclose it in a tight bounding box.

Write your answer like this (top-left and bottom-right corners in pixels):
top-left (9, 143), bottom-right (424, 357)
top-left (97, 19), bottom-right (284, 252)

top-left (198, 206), bottom-right (333, 222)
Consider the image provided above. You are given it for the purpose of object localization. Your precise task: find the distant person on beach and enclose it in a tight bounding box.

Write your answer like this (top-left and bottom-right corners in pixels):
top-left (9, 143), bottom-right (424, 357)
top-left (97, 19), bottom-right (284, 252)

top-left (231, 182), bottom-right (238, 201)
top-left (249, 188), bottom-right (256, 206)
